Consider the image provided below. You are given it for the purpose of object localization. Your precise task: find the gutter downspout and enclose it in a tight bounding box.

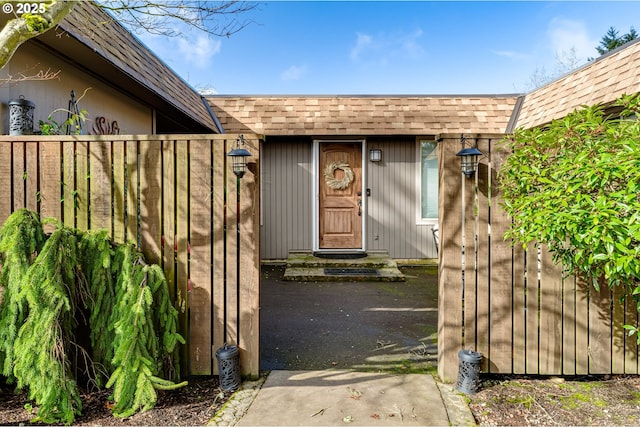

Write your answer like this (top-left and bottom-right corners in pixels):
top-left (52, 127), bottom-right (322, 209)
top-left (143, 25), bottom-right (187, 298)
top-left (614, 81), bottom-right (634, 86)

top-left (201, 96), bottom-right (225, 134)
top-left (505, 95), bottom-right (526, 134)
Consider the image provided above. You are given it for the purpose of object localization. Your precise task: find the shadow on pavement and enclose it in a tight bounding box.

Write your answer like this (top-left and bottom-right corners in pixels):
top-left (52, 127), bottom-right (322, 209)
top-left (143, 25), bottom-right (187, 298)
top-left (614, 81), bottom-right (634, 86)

top-left (259, 265), bottom-right (438, 373)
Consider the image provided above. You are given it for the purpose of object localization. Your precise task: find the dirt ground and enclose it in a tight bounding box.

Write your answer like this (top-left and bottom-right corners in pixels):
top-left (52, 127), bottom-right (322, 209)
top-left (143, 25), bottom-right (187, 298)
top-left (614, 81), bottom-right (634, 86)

top-left (5, 374), bottom-right (640, 426)
top-left (467, 375), bottom-right (640, 426)
top-left (0, 376), bottom-right (232, 426)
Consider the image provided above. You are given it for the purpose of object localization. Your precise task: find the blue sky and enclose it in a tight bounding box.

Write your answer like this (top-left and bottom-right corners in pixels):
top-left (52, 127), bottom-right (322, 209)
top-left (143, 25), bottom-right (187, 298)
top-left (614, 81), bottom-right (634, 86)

top-left (137, 1), bottom-right (640, 95)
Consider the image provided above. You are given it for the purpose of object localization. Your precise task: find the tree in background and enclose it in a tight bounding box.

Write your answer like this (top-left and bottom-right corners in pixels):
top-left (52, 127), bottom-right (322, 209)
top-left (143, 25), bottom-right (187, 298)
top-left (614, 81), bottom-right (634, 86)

top-left (0, 0), bottom-right (257, 72)
top-left (524, 47), bottom-right (580, 91)
top-left (595, 26), bottom-right (638, 55)
top-left (525, 25), bottom-right (638, 90)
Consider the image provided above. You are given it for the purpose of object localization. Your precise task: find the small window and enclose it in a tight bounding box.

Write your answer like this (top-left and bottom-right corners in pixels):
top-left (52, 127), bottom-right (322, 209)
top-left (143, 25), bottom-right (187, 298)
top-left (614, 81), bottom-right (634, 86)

top-left (419, 140), bottom-right (438, 222)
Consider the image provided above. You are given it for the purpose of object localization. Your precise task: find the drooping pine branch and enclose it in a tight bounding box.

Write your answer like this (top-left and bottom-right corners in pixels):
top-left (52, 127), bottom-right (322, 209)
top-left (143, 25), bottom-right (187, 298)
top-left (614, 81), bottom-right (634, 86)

top-left (80, 230), bottom-right (116, 385)
top-left (106, 244), bottom-right (186, 417)
top-left (0, 210), bottom-right (186, 424)
top-left (0, 209), bottom-right (46, 380)
top-left (12, 226), bottom-right (83, 425)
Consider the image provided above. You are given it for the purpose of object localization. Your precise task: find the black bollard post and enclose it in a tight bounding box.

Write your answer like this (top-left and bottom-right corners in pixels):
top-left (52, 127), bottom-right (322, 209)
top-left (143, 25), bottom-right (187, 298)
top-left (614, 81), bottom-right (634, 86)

top-left (215, 343), bottom-right (241, 392)
top-left (456, 349), bottom-right (482, 394)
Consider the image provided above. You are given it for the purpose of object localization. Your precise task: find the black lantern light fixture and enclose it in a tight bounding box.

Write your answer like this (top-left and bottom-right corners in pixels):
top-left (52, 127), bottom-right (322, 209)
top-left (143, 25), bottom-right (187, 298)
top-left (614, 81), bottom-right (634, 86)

top-left (456, 136), bottom-right (483, 178)
top-left (227, 134), bottom-right (251, 178)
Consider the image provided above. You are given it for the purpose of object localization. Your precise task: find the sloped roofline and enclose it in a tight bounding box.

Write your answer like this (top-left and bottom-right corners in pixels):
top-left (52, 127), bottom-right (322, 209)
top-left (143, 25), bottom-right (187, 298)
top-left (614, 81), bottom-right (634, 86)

top-left (524, 37), bottom-right (640, 96)
top-left (514, 37), bottom-right (640, 130)
top-left (209, 93), bottom-right (524, 98)
top-left (208, 94), bottom-right (521, 136)
top-left (50, 1), bottom-right (220, 133)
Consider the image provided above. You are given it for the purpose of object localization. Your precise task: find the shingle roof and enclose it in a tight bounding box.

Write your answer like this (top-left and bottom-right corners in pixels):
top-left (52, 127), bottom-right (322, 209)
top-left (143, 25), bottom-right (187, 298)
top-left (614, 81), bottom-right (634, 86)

top-left (208, 95), bottom-right (520, 136)
top-left (58, 2), bottom-right (218, 132)
top-left (515, 38), bottom-right (640, 130)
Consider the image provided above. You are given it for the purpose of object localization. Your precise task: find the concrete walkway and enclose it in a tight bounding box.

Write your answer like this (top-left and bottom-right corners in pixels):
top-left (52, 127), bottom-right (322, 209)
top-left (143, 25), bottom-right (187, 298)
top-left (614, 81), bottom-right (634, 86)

top-left (211, 370), bottom-right (476, 426)
top-left (209, 265), bottom-right (475, 426)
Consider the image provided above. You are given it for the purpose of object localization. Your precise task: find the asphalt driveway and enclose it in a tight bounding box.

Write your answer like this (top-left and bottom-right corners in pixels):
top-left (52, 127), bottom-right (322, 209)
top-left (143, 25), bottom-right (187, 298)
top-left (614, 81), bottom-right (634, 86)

top-left (259, 265), bottom-right (439, 373)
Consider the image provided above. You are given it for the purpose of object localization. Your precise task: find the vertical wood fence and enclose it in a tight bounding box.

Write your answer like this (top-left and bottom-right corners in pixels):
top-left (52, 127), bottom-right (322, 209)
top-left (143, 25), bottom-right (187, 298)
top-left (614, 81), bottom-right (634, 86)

top-left (437, 133), bottom-right (638, 382)
top-left (0, 134), bottom-right (260, 378)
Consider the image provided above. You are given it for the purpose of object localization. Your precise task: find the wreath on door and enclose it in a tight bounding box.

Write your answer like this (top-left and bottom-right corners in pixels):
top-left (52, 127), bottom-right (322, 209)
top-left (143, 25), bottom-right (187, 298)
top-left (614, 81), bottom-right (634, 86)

top-left (324, 162), bottom-right (354, 190)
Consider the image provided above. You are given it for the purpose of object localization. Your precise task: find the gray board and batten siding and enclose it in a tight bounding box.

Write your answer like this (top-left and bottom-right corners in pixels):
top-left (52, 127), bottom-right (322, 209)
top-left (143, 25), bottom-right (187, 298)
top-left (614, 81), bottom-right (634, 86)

top-left (261, 136), bottom-right (437, 260)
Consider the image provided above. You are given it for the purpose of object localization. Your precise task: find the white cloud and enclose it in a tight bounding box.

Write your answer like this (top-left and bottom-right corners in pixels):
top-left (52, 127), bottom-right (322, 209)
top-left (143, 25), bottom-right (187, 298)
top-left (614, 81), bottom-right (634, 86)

top-left (401, 29), bottom-right (424, 58)
top-left (547, 18), bottom-right (595, 62)
top-left (491, 50), bottom-right (531, 61)
top-left (177, 35), bottom-right (222, 69)
top-left (349, 29), bottom-right (423, 63)
top-left (280, 64), bottom-right (308, 81)
top-left (350, 32), bottom-right (373, 61)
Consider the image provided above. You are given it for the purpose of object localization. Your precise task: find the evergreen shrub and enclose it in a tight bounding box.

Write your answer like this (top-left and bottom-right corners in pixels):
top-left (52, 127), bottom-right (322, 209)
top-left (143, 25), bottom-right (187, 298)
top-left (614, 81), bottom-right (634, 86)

top-left (0, 209), bottom-right (186, 424)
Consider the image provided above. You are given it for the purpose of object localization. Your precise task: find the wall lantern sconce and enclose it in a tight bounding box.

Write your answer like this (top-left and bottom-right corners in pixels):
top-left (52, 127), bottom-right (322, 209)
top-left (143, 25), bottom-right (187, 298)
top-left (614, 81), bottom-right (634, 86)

top-left (8, 95), bottom-right (35, 135)
top-left (456, 136), bottom-right (482, 178)
top-left (227, 134), bottom-right (252, 178)
top-left (369, 148), bottom-right (382, 162)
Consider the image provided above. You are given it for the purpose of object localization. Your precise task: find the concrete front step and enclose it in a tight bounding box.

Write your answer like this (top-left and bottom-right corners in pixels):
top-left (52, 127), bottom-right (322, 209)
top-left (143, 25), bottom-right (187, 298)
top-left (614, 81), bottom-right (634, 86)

top-left (283, 251), bottom-right (405, 281)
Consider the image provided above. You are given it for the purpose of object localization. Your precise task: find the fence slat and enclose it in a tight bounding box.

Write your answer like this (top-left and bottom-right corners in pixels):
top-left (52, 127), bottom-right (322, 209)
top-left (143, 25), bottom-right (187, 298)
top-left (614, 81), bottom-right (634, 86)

top-left (126, 140), bottom-right (138, 245)
top-left (76, 141), bottom-right (89, 230)
top-left (575, 277), bottom-right (590, 374)
top-left (488, 141), bottom-right (514, 373)
top-left (612, 284), bottom-right (626, 374)
top-left (139, 140), bottom-right (162, 264)
top-left (25, 142), bottom-right (38, 212)
top-left (13, 143), bottom-right (25, 210)
top-left (38, 141), bottom-right (61, 233)
top-left (112, 140), bottom-right (126, 242)
top-left (475, 138), bottom-right (490, 369)
top-left (539, 248), bottom-right (563, 374)
top-left (212, 139), bottom-right (226, 374)
top-left (188, 138), bottom-right (213, 375)
top-left (176, 141), bottom-right (190, 373)
top-left (62, 141), bottom-right (75, 228)
top-left (525, 245), bottom-right (540, 374)
top-left (89, 141), bottom-right (112, 232)
top-left (238, 136), bottom-right (260, 376)
top-left (161, 139), bottom-right (177, 306)
top-left (625, 292), bottom-right (639, 374)
top-left (589, 285), bottom-right (612, 373)
top-left (513, 247), bottom-right (526, 373)
top-left (562, 273), bottom-right (577, 375)
top-left (437, 136), bottom-right (464, 382)
top-left (0, 142), bottom-right (11, 220)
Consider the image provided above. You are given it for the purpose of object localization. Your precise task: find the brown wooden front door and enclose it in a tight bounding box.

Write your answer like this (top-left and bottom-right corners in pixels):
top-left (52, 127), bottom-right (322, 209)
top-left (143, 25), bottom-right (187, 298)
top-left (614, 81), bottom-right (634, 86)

top-left (319, 142), bottom-right (362, 249)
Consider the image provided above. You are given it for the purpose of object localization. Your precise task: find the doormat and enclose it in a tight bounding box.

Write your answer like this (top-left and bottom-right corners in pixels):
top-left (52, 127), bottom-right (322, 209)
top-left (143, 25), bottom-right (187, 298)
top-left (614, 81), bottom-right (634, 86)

top-left (324, 268), bottom-right (380, 276)
top-left (314, 252), bottom-right (367, 259)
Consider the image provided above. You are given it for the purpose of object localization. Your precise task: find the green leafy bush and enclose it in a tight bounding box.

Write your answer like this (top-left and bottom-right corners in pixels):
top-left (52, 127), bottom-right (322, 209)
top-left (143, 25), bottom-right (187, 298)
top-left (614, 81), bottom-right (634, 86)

top-left (0, 209), bottom-right (186, 424)
top-left (500, 94), bottom-right (640, 336)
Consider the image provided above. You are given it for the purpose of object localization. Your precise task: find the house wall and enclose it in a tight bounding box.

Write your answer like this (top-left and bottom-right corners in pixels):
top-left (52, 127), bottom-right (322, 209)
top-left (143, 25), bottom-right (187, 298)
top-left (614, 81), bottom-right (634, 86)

top-left (261, 136), bottom-right (437, 260)
top-left (261, 137), bottom-right (314, 259)
top-left (366, 136), bottom-right (437, 259)
top-left (0, 42), bottom-right (152, 135)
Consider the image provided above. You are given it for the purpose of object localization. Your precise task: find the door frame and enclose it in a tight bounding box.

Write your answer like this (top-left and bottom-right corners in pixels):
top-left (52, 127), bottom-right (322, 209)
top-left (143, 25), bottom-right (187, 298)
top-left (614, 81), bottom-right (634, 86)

top-left (312, 139), bottom-right (367, 253)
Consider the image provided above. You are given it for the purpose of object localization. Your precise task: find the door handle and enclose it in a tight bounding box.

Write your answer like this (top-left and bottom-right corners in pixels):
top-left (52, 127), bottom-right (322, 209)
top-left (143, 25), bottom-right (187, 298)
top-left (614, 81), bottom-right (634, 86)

top-left (357, 199), bottom-right (362, 216)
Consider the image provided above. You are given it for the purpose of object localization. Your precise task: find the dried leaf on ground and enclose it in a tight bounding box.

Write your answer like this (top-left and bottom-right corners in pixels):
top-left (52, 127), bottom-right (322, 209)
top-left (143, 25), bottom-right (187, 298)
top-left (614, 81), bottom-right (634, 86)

top-left (0, 376), bottom-right (231, 426)
top-left (468, 375), bottom-right (640, 426)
